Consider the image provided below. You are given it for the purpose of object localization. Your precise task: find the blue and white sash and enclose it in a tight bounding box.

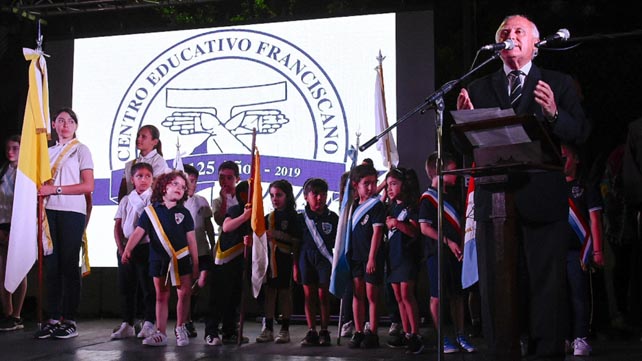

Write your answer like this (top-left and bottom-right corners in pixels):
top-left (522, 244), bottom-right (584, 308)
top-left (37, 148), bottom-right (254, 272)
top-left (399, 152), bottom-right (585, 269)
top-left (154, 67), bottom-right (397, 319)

top-left (351, 196), bottom-right (381, 231)
top-left (303, 211), bottom-right (333, 263)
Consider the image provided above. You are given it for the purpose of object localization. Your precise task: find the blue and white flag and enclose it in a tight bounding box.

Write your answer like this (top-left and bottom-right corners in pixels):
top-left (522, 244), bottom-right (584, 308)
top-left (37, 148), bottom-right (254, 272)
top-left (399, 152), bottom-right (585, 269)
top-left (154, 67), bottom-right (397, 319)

top-left (329, 178), bottom-right (353, 297)
top-left (461, 175), bottom-right (478, 289)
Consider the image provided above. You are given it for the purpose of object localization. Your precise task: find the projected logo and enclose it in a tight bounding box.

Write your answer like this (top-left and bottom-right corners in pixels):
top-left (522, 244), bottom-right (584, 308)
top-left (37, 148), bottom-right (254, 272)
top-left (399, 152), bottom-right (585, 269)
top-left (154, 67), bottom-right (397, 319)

top-left (108, 29), bottom-right (348, 203)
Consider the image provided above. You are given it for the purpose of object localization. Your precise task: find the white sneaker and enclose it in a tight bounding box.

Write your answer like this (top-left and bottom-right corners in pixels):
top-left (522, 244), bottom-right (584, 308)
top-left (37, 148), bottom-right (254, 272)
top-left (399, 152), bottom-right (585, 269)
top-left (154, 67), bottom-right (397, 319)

top-left (341, 320), bottom-right (354, 337)
top-left (388, 322), bottom-right (402, 336)
top-left (572, 337), bottom-right (592, 356)
top-left (256, 328), bottom-right (274, 343)
top-left (175, 324), bottom-right (189, 346)
top-left (275, 329), bottom-right (290, 343)
top-left (137, 321), bottom-right (155, 339)
top-left (111, 322), bottom-right (135, 339)
top-left (364, 321), bottom-right (371, 332)
top-left (142, 331), bottom-right (167, 346)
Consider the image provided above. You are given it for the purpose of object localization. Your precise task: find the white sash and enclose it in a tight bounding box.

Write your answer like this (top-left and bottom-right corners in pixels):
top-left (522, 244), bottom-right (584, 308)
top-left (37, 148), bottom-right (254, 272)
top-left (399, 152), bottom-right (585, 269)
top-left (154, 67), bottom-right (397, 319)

top-left (303, 211), bottom-right (333, 264)
top-left (123, 189), bottom-right (151, 238)
top-left (387, 207), bottom-right (409, 239)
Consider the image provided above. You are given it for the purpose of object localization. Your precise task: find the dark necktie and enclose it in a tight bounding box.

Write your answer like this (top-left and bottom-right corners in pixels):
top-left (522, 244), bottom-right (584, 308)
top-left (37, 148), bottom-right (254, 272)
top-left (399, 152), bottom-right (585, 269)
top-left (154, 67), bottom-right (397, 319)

top-left (508, 70), bottom-right (524, 109)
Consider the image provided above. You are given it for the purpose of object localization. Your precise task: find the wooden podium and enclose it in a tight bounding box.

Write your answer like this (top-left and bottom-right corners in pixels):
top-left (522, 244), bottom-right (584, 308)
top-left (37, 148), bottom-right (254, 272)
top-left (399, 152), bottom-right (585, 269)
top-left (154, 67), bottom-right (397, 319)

top-left (448, 114), bottom-right (562, 361)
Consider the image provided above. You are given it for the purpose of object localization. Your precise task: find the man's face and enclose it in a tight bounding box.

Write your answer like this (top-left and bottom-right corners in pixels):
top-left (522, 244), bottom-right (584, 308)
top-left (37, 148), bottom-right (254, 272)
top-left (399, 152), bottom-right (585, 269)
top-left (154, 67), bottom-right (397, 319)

top-left (496, 16), bottom-right (539, 68)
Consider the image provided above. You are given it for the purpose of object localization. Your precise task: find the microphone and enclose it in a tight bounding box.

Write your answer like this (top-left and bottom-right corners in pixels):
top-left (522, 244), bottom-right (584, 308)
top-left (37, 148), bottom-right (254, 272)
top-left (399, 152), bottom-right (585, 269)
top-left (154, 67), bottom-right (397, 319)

top-left (535, 28), bottom-right (570, 47)
top-left (480, 39), bottom-right (515, 51)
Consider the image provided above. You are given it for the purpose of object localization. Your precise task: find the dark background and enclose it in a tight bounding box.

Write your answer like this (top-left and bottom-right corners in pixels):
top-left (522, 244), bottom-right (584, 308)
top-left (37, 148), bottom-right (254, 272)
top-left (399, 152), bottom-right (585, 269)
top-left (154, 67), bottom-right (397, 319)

top-left (2, 0), bottom-right (642, 169)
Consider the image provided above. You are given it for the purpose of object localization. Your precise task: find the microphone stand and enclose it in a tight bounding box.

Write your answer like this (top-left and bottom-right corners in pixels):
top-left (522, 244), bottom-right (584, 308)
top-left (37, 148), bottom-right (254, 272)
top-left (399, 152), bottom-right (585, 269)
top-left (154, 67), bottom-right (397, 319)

top-left (360, 51), bottom-right (502, 361)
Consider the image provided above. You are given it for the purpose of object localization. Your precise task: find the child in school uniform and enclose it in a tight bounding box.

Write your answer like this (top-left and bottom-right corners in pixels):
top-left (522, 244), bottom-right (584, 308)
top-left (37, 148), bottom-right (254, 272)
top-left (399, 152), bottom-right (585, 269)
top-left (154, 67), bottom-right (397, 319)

top-left (296, 178), bottom-right (339, 346)
top-left (256, 180), bottom-right (302, 344)
top-left (384, 167), bottom-right (424, 354)
top-left (204, 181), bottom-right (251, 346)
top-left (111, 162), bottom-right (156, 340)
top-left (182, 164), bottom-right (216, 338)
top-left (347, 164), bottom-right (386, 349)
top-left (122, 171), bottom-right (199, 347)
top-left (418, 152), bottom-right (476, 354)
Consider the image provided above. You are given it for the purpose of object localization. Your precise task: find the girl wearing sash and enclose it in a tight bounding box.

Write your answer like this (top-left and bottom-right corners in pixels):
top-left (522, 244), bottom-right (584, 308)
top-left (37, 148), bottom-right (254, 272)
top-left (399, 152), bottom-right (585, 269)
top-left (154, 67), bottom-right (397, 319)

top-left (0, 135), bottom-right (26, 332)
top-left (122, 171), bottom-right (198, 347)
top-left (35, 108), bottom-right (94, 340)
top-left (346, 164), bottom-right (386, 349)
top-left (111, 162), bottom-right (155, 340)
top-left (384, 167), bottom-right (423, 353)
top-left (117, 125), bottom-right (169, 201)
top-left (561, 144), bottom-right (604, 356)
top-left (256, 180), bottom-right (302, 344)
top-left (418, 152), bottom-right (476, 353)
top-left (296, 178), bottom-right (338, 346)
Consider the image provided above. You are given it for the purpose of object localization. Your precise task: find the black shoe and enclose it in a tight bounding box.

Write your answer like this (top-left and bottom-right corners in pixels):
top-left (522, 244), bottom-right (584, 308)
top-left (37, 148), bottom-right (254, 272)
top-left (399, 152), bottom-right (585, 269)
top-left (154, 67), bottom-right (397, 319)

top-left (387, 332), bottom-right (407, 348)
top-left (222, 332), bottom-right (249, 344)
top-left (362, 329), bottom-right (379, 349)
top-left (34, 322), bottom-right (60, 339)
top-left (0, 316), bottom-right (22, 331)
top-left (406, 333), bottom-right (424, 354)
top-left (185, 321), bottom-right (197, 338)
top-left (301, 329), bottom-right (319, 346)
top-left (318, 329), bottom-right (331, 346)
top-left (52, 322), bottom-right (78, 339)
top-left (348, 331), bottom-right (364, 348)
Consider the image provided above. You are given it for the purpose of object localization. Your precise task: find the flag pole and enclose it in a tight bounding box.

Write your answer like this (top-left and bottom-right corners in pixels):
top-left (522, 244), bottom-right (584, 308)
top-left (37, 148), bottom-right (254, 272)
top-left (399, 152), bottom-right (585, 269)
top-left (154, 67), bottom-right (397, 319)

top-left (377, 51), bottom-right (393, 170)
top-left (37, 195), bottom-right (45, 328)
top-left (238, 128), bottom-right (257, 345)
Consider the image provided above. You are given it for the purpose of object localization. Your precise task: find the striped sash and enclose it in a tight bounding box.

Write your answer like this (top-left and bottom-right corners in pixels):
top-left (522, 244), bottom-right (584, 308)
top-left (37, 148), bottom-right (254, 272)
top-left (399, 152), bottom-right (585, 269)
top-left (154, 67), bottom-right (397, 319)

top-left (144, 206), bottom-right (189, 286)
top-left (214, 234), bottom-right (244, 265)
top-left (568, 198), bottom-right (592, 269)
top-left (420, 188), bottom-right (461, 234)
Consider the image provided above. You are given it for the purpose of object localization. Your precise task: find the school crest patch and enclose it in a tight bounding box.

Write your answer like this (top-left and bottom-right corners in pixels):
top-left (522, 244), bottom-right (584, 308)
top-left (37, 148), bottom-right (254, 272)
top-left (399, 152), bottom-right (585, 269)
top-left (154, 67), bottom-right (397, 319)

top-left (175, 213), bottom-right (185, 224)
top-left (322, 222), bottom-right (333, 235)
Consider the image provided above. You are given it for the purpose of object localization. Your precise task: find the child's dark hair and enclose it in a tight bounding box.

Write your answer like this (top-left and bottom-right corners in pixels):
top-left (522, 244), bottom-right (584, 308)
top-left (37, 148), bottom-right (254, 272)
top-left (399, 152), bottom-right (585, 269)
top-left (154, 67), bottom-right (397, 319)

top-left (218, 160), bottom-right (240, 178)
top-left (0, 135), bottom-right (21, 185)
top-left (269, 179), bottom-right (296, 211)
top-left (338, 171), bottom-right (350, 204)
top-left (386, 167), bottom-right (420, 210)
top-left (151, 171), bottom-right (189, 204)
top-left (350, 163), bottom-right (378, 185)
top-left (183, 164), bottom-right (199, 178)
top-left (362, 158), bottom-right (374, 167)
top-left (235, 180), bottom-right (249, 204)
top-left (303, 178), bottom-right (329, 196)
top-left (130, 162), bottom-right (153, 177)
top-left (425, 152), bottom-right (456, 180)
top-left (139, 125), bottom-right (163, 156)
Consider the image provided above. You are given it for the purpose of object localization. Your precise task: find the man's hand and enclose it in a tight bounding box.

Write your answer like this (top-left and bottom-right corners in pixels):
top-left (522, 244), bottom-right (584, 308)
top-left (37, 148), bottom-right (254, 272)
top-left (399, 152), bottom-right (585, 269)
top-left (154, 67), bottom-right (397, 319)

top-left (457, 88), bottom-right (474, 110)
top-left (533, 80), bottom-right (558, 119)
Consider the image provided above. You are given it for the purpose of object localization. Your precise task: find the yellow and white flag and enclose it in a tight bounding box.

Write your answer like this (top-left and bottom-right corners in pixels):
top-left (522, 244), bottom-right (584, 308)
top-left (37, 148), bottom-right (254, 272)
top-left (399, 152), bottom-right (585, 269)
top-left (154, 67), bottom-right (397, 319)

top-left (250, 149), bottom-right (268, 298)
top-left (5, 48), bottom-right (52, 293)
top-left (374, 55), bottom-right (399, 168)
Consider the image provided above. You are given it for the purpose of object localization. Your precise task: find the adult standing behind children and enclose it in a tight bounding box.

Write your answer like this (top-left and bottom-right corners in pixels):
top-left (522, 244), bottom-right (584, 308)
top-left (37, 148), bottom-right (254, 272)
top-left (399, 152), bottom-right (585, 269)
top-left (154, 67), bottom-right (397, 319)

top-left (122, 171), bottom-right (199, 347)
top-left (296, 178), bottom-right (339, 347)
top-left (35, 108), bottom-right (95, 339)
top-left (118, 125), bottom-right (170, 201)
top-left (183, 164), bottom-right (216, 337)
top-left (111, 162), bottom-right (155, 340)
top-left (457, 14), bottom-right (589, 360)
top-left (0, 135), bottom-right (26, 332)
top-left (256, 180), bottom-right (302, 344)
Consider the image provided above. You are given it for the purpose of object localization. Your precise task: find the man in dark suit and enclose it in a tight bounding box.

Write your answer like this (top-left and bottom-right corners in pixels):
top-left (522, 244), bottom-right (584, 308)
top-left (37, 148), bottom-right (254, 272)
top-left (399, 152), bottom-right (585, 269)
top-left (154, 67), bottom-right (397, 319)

top-left (457, 14), bottom-right (590, 360)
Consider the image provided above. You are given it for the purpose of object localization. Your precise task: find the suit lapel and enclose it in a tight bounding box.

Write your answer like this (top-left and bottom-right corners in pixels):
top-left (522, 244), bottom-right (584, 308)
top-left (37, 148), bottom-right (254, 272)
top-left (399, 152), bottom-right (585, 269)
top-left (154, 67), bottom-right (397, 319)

top-left (490, 69), bottom-right (511, 109)
top-left (517, 65), bottom-right (542, 115)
